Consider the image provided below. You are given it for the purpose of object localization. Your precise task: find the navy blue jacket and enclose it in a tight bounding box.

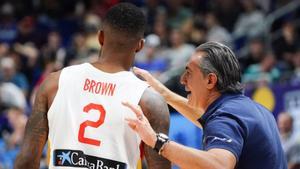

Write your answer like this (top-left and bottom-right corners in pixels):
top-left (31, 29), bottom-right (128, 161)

top-left (198, 93), bottom-right (287, 169)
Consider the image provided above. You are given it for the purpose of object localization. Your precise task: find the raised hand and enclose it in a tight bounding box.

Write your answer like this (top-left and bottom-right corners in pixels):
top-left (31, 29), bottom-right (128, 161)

top-left (133, 67), bottom-right (170, 97)
top-left (122, 101), bottom-right (157, 148)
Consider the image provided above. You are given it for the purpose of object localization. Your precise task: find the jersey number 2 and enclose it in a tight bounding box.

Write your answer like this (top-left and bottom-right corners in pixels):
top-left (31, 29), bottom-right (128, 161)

top-left (78, 103), bottom-right (106, 146)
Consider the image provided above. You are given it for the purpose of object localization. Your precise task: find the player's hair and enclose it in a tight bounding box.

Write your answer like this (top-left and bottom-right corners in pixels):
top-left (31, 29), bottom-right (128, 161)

top-left (196, 42), bottom-right (244, 93)
top-left (102, 3), bottom-right (146, 39)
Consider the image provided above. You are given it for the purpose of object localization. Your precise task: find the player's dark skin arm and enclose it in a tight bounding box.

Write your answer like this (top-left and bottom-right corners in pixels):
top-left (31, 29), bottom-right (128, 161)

top-left (14, 72), bottom-right (60, 169)
top-left (139, 88), bottom-right (171, 169)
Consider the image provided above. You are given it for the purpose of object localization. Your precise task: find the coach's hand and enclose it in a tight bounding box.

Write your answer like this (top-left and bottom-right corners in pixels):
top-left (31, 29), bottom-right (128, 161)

top-left (133, 67), bottom-right (170, 98)
top-left (122, 101), bottom-right (157, 148)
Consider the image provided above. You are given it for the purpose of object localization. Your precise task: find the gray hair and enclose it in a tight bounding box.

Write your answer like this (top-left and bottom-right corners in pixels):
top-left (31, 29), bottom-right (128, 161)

top-left (196, 42), bottom-right (243, 93)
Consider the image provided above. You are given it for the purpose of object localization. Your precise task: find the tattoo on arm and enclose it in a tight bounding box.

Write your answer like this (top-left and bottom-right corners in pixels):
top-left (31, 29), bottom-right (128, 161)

top-left (14, 73), bottom-right (58, 169)
top-left (140, 88), bottom-right (171, 169)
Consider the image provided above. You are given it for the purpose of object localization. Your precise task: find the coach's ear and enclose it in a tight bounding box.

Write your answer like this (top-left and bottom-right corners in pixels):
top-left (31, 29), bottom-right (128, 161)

top-left (98, 30), bottom-right (104, 46)
top-left (207, 73), bottom-right (218, 90)
top-left (135, 38), bottom-right (145, 53)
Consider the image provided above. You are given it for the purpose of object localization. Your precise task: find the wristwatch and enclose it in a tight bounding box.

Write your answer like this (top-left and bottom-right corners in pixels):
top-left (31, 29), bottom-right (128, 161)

top-left (154, 133), bottom-right (169, 154)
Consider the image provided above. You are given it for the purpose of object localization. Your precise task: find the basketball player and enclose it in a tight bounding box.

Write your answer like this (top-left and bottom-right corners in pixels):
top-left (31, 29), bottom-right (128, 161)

top-left (14, 3), bottom-right (170, 169)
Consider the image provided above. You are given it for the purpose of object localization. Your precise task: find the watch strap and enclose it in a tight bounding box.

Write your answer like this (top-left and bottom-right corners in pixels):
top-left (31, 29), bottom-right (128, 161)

top-left (154, 133), bottom-right (169, 153)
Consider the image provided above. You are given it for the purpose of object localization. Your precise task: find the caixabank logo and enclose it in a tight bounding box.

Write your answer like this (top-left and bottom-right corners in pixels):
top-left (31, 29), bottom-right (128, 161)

top-left (54, 149), bottom-right (127, 169)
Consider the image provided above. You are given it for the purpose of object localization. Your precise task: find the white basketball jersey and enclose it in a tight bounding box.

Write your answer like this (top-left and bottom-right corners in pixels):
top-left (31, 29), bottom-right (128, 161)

top-left (48, 63), bottom-right (149, 169)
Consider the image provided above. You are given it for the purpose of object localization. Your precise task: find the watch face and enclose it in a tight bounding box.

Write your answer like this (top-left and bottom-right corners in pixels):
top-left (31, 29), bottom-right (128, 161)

top-left (154, 133), bottom-right (169, 153)
top-left (158, 133), bottom-right (169, 140)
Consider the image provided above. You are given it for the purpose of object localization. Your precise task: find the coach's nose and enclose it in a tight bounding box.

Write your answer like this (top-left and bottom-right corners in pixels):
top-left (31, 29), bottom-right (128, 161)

top-left (180, 71), bottom-right (187, 85)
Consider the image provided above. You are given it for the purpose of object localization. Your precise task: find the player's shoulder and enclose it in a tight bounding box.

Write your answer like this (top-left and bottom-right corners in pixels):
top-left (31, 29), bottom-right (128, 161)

top-left (47, 70), bottom-right (61, 81)
top-left (127, 72), bottom-right (148, 84)
top-left (139, 87), bottom-right (170, 132)
top-left (61, 63), bottom-right (87, 73)
top-left (141, 87), bottom-right (163, 100)
top-left (139, 87), bottom-right (167, 111)
top-left (39, 71), bottom-right (61, 96)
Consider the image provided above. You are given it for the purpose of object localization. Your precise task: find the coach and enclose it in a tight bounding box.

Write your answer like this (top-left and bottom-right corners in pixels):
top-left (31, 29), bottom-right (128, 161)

top-left (123, 42), bottom-right (287, 169)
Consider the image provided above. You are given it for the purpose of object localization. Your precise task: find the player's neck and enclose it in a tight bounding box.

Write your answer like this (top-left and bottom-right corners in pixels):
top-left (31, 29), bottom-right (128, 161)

top-left (96, 49), bottom-right (135, 73)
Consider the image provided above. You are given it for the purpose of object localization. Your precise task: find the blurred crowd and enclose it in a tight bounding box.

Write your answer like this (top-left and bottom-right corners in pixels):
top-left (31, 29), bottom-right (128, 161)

top-left (0, 0), bottom-right (299, 168)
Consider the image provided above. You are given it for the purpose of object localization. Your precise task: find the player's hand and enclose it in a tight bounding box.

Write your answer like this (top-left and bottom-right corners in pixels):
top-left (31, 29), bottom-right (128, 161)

top-left (133, 67), bottom-right (169, 98)
top-left (122, 101), bottom-right (157, 148)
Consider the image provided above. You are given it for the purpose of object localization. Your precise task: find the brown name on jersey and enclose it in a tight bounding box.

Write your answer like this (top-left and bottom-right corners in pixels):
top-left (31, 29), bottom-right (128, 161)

top-left (83, 78), bottom-right (116, 96)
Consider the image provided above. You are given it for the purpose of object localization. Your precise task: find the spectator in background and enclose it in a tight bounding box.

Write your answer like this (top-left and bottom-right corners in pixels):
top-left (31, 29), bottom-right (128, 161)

top-left (42, 31), bottom-right (66, 70)
top-left (165, 0), bottom-right (192, 29)
top-left (181, 16), bottom-right (207, 46)
top-left (243, 52), bottom-right (280, 85)
top-left (233, 0), bottom-right (265, 40)
top-left (0, 57), bottom-right (29, 96)
top-left (278, 112), bottom-right (297, 152)
top-left (82, 13), bottom-right (102, 64)
top-left (272, 21), bottom-right (300, 71)
top-left (0, 43), bottom-right (9, 58)
top-left (212, 0), bottom-right (241, 32)
top-left (135, 34), bottom-right (167, 78)
top-left (0, 107), bottom-right (27, 169)
top-left (29, 55), bottom-right (57, 106)
top-left (0, 82), bottom-right (26, 110)
top-left (41, 31), bottom-right (66, 70)
top-left (88, 0), bottom-right (119, 18)
top-left (65, 32), bottom-right (89, 65)
top-left (84, 13), bottom-right (101, 52)
top-left (0, 3), bottom-right (17, 45)
top-left (205, 11), bottom-right (233, 48)
top-left (239, 37), bottom-right (265, 72)
top-left (278, 112), bottom-right (300, 169)
top-left (159, 28), bottom-right (194, 83)
top-left (14, 16), bottom-right (45, 48)
top-left (153, 14), bottom-right (169, 47)
top-left (13, 42), bottom-right (40, 91)
top-left (142, 0), bottom-right (166, 34)
top-left (0, 82), bottom-right (26, 148)
top-left (290, 48), bottom-right (300, 85)
top-left (5, 107), bottom-right (27, 149)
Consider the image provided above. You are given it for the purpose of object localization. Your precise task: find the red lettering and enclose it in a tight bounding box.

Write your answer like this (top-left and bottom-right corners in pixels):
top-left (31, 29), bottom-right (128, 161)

top-left (95, 82), bottom-right (101, 94)
top-left (83, 79), bottom-right (90, 91)
top-left (89, 80), bottom-right (96, 93)
top-left (83, 78), bottom-right (116, 96)
top-left (108, 84), bottom-right (116, 96)
top-left (101, 83), bottom-right (109, 95)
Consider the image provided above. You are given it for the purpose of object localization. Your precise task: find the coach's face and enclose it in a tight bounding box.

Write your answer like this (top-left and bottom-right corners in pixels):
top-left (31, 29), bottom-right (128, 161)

top-left (181, 52), bottom-right (209, 108)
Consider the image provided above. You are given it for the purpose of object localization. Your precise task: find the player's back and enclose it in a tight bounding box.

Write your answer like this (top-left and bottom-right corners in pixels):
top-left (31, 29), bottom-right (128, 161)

top-left (47, 63), bottom-right (148, 169)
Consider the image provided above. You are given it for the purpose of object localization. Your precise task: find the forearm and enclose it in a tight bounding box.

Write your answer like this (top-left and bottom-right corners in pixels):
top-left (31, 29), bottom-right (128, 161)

top-left (163, 89), bottom-right (203, 128)
top-left (14, 121), bottom-right (47, 169)
top-left (161, 141), bottom-right (225, 169)
top-left (14, 151), bottom-right (41, 169)
top-left (144, 146), bottom-right (171, 169)
top-left (14, 124), bottom-right (46, 169)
